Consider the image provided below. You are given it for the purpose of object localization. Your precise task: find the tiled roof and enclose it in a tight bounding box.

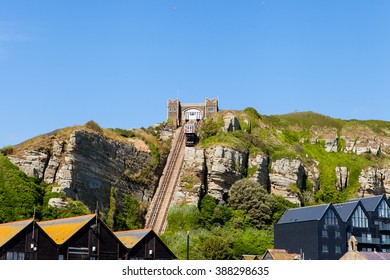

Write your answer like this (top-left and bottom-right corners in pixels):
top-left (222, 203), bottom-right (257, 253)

top-left (333, 201), bottom-right (360, 222)
top-left (0, 219), bottom-right (33, 247)
top-left (38, 214), bottom-right (96, 245)
top-left (242, 255), bottom-right (260, 260)
top-left (114, 229), bottom-right (152, 249)
top-left (348, 195), bottom-right (384, 212)
top-left (341, 251), bottom-right (390, 260)
top-left (263, 249), bottom-right (301, 260)
top-left (361, 252), bottom-right (390, 260)
top-left (277, 204), bottom-right (331, 224)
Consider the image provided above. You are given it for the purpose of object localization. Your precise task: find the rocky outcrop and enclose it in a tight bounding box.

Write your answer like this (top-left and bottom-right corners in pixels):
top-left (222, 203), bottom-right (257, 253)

top-left (172, 147), bottom-right (205, 205)
top-left (223, 113), bottom-right (241, 132)
top-left (269, 159), bottom-right (306, 205)
top-left (248, 154), bottom-right (270, 190)
top-left (8, 129), bottom-right (161, 212)
top-left (358, 167), bottom-right (390, 197)
top-left (9, 149), bottom-right (50, 180)
top-left (336, 166), bottom-right (349, 191)
top-left (205, 145), bottom-right (247, 203)
top-left (174, 145), bottom-right (247, 204)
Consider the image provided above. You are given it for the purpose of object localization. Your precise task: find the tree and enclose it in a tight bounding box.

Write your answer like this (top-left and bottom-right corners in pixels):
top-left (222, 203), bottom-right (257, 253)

top-left (228, 179), bottom-right (275, 229)
top-left (114, 194), bottom-right (144, 230)
top-left (167, 204), bottom-right (200, 232)
top-left (199, 194), bottom-right (217, 229)
top-left (203, 235), bottom-right (234, 260)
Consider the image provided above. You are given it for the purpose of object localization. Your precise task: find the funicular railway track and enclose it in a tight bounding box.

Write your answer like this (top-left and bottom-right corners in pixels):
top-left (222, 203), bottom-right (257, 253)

top-left (145, 126), bottom-right (185, 234)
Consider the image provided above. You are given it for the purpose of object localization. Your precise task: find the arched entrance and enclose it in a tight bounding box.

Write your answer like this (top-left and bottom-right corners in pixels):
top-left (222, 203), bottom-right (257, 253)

top-left (183, 108), bottom-right (203, 121)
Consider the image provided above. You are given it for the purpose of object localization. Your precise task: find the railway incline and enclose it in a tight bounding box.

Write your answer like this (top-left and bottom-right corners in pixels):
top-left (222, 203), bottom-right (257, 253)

top-left (145, 126), bottom-right (185, 234)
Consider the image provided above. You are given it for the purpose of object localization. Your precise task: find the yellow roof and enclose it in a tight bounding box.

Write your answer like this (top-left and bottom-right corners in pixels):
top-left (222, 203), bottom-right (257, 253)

top-left (114, 229), bottom-right (152, 249)
top-left (38, 214), bottom-right (96, 245)
top-left (0, 219), bottom-right (34, 247)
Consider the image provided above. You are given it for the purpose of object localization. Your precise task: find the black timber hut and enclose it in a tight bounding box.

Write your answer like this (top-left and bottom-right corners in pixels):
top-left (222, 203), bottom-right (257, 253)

top-left (114, 229), bottom-right (176, 260)
top-left (38, 214), bottom-right (127, 260)
top-left (0, 219), bottom-right (57, 260)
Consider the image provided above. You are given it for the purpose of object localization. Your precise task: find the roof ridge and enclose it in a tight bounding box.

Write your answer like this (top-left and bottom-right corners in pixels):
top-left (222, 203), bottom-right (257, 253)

top-left (114, 228), bottom-right (152, 234)
top-left (0, 218), bottom-right (34, 226)
top-left (38, 213), bottom-right (96, 224)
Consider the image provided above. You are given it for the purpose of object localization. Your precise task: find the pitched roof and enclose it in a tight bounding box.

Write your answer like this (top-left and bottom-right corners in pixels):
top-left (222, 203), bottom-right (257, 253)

top-left (341, 251), bottom-right (390, 260)
top-left (114, 229), bottom-right (152, 249)
top-left (0, 219), bottom-right (34, 247)
top-left (277, 204), bottom-right (332, 224)
top-left (333, 201), bottom-right (360, 222)
top-left (361, 252), bottom-right (390, 260)
top-left (242, 255), bottom-right (260, 260)
top-left (262, 249), bottom-right (301, 260)
top-left (38, 214), bottom-right (96, 245)
top-left (348, 195), bottom-right (385, 212)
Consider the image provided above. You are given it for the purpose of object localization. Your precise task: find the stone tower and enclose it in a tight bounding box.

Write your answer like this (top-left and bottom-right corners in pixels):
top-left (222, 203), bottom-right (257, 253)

top-left (167, 98), bottom-right (218, 128)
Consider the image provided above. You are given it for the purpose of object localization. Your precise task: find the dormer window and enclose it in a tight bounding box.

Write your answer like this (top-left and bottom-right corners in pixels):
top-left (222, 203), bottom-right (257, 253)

top-left (378, 200), bottom-right (390, 218)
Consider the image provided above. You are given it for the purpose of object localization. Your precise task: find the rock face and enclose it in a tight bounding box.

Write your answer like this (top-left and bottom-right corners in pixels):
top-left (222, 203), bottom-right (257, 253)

top-left (205, 145), bottom-right (247, 202)
top-left (8, 129), bottom-right (160, 212)
top-left (248, 154), bottom-right (270, 190)
top-left (172, 147), bottom-right (206, 205)
top-left (336, 166), bottom-right (349, 191)
top-left (223, 113), bottom-right (241, 132)
top-left (269, 159), bottom-right (306, 205)
top-left (174, 145), bottom-right (247, 204)
top-left (358, 167), bottom-right (390, 197)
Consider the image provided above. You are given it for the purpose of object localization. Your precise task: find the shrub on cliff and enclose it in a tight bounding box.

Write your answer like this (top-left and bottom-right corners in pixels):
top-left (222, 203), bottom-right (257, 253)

top-left (85, 120), bottom-right (104, 134)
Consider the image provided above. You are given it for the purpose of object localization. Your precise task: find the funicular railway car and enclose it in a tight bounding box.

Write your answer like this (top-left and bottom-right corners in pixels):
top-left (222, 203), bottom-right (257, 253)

top-left (184, 123), bottom-right (197, 147)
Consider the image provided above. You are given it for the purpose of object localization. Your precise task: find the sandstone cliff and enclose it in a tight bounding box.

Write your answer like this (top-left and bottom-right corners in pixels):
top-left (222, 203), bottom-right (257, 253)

top-left (7, 126), bottom-right (168, 213)
top-left (172, 110), bottom-right (390, 206)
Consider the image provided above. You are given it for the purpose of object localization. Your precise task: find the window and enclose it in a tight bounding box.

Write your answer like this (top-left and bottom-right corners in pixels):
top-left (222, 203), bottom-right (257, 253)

top-left (378, 200), bottom-right (390, 218)
top-left (324, 209), bottom-right (338, 225)
top-left (322, 230), bottom-right (328, 238)
top-left (351, 206), bottom-right (368, 228)
top-left (335, 245), bottom-right (342, 254)
top-left (207, 107), bottom-right (214, 112)
top-left (173, 107), bottom-right (177, 112)
top-left (335, 230), bottom-right (341, 238)
top-left (169, 108), bottom-right (172, 112)
top-left (362, 233), bottom-right (372, 243)
top-left (58, 254), bottom-right (65, 260)
top-left (322, 245), bottom-right (328, 253)
top-left (382, 234), bottom-right (390, 244)
top-left (6, 251), bottom-right (25, 260)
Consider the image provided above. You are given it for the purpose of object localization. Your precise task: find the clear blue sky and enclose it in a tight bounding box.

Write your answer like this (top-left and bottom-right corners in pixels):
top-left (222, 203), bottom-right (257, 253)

top-left (1, 0), bottom-right (389, 148)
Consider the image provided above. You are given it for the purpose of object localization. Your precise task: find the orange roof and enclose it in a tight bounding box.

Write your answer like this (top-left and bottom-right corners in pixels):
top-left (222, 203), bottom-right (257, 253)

top-left (114, 229), bottom-right (152, 249)
top-left (0, 219), bottom-right (34, 247)
top-left (38, 214), bottom-right (96, 245)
